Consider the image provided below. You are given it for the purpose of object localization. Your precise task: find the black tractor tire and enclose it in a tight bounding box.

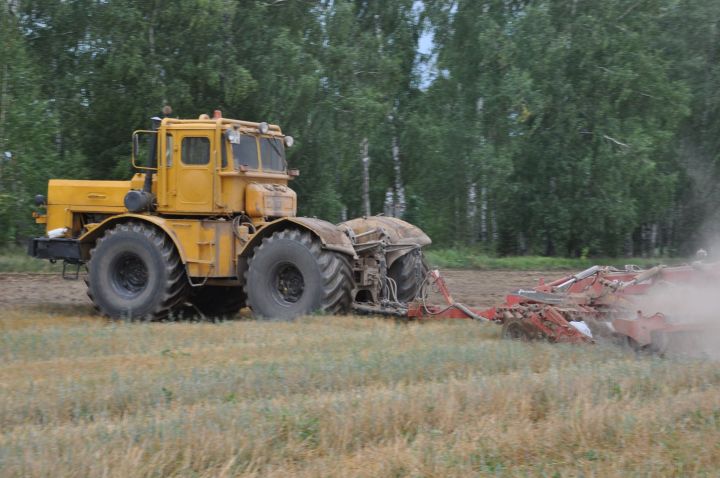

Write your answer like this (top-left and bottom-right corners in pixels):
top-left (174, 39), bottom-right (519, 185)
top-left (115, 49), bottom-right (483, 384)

top-left (86, 221), bottom-right (189, 320)
top-left (186, 286), bottom-right (246, 319)
top-left (244, 229), bottom-right (353, 320)
top-left (387, 249), bottom-right (429, 303)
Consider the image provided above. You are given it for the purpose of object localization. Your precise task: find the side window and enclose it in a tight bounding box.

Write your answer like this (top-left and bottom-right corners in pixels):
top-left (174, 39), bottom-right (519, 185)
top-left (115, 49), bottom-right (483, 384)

top-left (232, 135), bottom-right (259, 170)
top-left (181, 137), bottom-right (210, 165)
top-left (166, 134), bottom-right (173, 167)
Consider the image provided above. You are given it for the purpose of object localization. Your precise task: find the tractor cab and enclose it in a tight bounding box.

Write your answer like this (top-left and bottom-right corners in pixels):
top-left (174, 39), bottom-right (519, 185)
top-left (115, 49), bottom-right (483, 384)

top-left (129, 111), bottom-right (297, 218)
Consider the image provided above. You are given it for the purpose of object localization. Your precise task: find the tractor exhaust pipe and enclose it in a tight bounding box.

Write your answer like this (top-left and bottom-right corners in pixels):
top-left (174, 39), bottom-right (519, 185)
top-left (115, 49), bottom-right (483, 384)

top-left (125, 116), bottom-right (161, 213)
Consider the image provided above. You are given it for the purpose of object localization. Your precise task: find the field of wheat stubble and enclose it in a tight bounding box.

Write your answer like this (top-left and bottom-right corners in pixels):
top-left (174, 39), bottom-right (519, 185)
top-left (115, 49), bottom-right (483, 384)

top-left (1, 270), bottom-right (719, 477)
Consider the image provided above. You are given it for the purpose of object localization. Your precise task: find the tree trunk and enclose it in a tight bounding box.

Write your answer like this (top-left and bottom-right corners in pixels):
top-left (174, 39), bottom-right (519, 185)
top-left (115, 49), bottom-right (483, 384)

top-left (467, 181), bottom-right (477, 244)
top-left (480, 181), bottom-right (488, 244)
top-left (390, 135), bottom-right (406, 217)
top-left (361, 137), bottom-right (370, 216)
top-left (0, 63), bottom-right (8, 155)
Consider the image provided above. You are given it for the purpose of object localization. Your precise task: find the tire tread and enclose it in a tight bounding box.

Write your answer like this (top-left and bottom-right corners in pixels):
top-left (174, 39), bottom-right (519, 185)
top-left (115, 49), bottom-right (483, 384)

top-left (86, 221), bottom-right (189, 320)
top-left (244, 229), bottom-right (352, 318)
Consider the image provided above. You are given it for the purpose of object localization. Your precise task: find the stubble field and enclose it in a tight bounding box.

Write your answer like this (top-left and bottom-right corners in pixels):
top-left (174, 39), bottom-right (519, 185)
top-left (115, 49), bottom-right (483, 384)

top-left (1, 270), bottom-right (719, 477)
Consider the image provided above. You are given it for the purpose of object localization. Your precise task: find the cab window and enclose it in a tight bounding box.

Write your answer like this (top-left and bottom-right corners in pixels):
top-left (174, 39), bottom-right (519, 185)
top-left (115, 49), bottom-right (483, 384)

top-left (231, 135), bottom-right (259, 170)
top-left (259, 137), bottom-right (286, 172)
top-left (181, 137), bottom-right (210, 165)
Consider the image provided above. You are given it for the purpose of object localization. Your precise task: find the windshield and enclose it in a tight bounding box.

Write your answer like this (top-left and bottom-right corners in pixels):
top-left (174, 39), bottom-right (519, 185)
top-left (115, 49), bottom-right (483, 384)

top-left (259, 137), bottom-right (286, 172)
top-left (230, 134), bottom-right (259, 170)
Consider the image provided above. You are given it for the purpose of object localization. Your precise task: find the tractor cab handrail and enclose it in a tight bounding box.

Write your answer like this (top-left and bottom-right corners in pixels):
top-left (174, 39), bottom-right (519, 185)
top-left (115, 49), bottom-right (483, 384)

top-left (131, 129), bottom-right (159, 171)
top-left (162, 117), bottom-right (283, 134)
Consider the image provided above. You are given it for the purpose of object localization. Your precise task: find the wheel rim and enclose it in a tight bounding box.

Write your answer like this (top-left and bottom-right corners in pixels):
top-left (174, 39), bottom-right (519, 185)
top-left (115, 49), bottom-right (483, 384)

top-left (273, 263), bottom-right (305, 304)
top-left (111, 252), bottom-right (149, 298)
top-left (505, 322), bottom-right (527, 341)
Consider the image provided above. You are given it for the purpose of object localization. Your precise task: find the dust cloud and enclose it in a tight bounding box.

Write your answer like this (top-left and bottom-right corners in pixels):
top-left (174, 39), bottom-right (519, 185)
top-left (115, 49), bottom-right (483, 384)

top-left (629, 255), bottom-right (720, 359)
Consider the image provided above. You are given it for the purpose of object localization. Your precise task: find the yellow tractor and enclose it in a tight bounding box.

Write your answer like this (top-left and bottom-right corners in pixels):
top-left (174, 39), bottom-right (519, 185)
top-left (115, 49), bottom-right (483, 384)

top-left (28, 111), bottom-right (430, 320)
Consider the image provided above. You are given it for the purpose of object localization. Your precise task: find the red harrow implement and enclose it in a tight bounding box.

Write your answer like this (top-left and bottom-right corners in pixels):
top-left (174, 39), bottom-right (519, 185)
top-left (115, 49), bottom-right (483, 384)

top-left (406, 261), bottom-right (720, 353)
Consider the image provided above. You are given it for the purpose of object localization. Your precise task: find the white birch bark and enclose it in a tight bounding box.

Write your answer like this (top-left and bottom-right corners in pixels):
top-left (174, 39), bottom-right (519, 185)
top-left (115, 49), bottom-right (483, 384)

top-left (361, 137), bottom-right (371, 216)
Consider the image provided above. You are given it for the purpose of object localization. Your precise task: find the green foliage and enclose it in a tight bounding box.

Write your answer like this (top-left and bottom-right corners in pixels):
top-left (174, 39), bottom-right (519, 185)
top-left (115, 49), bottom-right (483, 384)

top-left (418, 0), bottom-right (690, 256)
top-left (0, 1), bottom-right (717, 257)
top-left (0, 7), bottom-right (87, 244)
top-left (0, 246), bottom-right (61, 272)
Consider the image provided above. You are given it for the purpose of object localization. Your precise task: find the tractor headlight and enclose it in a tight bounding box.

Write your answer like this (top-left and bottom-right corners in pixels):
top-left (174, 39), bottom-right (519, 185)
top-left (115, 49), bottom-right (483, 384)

top-left (258, 122), bottom-right (269, 134)
top-left (284, 135), bottom-right (294, 148)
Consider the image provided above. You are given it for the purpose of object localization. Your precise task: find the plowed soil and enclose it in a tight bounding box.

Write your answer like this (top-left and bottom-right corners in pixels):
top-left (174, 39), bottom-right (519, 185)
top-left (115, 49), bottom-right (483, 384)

top-left (0, 269), bottom-right (567, 312)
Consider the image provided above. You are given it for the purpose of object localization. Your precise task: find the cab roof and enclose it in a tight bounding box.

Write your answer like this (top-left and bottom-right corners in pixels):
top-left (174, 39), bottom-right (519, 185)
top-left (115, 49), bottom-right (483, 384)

top-left (161, 116), bottom-right (283, 137)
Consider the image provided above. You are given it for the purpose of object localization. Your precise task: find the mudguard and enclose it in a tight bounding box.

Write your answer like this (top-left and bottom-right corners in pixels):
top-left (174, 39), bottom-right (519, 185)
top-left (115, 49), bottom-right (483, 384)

top-left (238, 217), bottom-right (356, 258)
top-left (77, 213), bottom-right (186, 262)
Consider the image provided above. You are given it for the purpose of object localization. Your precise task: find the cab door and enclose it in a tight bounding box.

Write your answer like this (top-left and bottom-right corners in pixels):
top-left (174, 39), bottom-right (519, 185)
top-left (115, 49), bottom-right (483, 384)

top-left (174, 132), bottom-right (215, 212)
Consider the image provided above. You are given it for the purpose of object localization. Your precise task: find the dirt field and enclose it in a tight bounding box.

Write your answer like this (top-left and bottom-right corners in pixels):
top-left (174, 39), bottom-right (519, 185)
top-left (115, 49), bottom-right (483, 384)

top-left (0, 269), bottom-right (559, 312)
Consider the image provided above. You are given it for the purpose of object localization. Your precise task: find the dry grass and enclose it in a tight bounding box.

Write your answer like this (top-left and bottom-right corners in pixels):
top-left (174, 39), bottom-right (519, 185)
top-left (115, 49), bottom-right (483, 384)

top-left (1, 308), bottom-right (719, 477)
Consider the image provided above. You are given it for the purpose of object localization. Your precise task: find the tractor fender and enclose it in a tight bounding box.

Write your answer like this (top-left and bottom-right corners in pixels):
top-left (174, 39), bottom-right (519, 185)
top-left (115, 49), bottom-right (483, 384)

top-left (238, 217), bottom-right (357, 259)
top-left (78, 214), bottom-right (187, 263)
top-left (338, 216), bottom-right (431, 266)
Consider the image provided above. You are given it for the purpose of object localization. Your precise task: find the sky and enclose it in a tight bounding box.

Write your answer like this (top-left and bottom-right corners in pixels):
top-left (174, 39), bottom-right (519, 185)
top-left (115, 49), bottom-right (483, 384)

top-left (415, 0), bottom-right (437, 89)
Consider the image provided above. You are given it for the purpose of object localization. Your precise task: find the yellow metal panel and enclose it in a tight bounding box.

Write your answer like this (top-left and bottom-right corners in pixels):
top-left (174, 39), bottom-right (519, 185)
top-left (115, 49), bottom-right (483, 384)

top-left (245, 183), bottom-right (296, 218)
top-left (178, 169), bottom-right (213, 204)
top-left (48, 179), bottom-right (130, 211)
top-left (157, 133), bottom-right (171, 207)
top-left (66, 206), bottom-right (126, 213)
top-left (206, 221), bottom-right (235, 277)
top-left (129, 173), bottom-right (148, 191)
top-left (157, 135), bottom-right (178, 212)
top-left (220, 174), bottom-right (246, 211)
top-left (45, 205), bottom-right (73, 233)
top-left (159, 131), bottom-right (216, 213)
top-left (165, 220), bottom-right (198, 270)
top-left (218, 171), bottom-right (295, 215)
top-left (163, 219), bottom-right (233, 278)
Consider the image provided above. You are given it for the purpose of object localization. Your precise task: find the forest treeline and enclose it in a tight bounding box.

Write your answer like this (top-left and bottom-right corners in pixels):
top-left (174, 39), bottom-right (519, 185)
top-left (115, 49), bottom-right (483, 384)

top-left (0, 0), bottom-right (718, 257)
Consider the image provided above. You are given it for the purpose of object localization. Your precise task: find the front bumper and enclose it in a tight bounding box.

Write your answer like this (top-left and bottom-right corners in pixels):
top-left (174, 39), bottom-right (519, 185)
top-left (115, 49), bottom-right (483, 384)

top-left (28, 237), bottom-right (83, 263)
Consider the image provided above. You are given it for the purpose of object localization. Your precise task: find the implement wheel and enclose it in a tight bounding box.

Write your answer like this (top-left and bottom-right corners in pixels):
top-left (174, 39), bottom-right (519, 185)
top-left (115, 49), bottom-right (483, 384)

top-left (388, 249), bottom-right (429, 303)
top-left (244, 229), bottom-right (352, 319)
top-left (86, 221), bottom-right (188, 320)
top-left (501, 318), bottom-right (535, 341)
